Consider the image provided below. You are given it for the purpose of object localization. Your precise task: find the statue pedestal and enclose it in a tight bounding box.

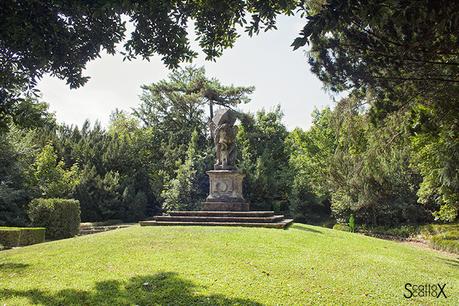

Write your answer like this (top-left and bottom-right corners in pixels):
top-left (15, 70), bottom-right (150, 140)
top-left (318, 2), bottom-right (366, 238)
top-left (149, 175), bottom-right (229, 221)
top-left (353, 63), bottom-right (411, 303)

top-left (202, 170), bottom-right (250, 211)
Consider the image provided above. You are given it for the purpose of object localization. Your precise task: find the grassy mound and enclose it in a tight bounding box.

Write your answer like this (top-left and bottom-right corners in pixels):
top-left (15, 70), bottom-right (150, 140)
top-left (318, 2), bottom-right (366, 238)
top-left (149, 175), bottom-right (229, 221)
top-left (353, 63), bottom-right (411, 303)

top-left (0, 224), bottom-right (457, 305)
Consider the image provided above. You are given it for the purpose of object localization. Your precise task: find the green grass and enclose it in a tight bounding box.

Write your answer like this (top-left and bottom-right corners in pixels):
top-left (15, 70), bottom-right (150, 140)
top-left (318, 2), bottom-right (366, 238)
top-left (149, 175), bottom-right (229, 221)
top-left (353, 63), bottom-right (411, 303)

top-left (0, 224), bottom-right (457, 305)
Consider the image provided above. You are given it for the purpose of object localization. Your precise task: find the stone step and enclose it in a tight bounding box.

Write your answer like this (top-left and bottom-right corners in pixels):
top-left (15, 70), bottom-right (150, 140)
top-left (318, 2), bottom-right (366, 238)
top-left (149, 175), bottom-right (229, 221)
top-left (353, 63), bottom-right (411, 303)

top-left (79, 229), bottom-right (107, 235)
top-left (80, 225), bottom-right (131, 230)
top-left (169, 211), bottom-right (275, 217)
top-left (78, 224), bottom-right (133, 235)
top-left (202, 201), bottom-right (249, 211)
top-left (139, 219), bottom-right (294, 229)
top-left (153, 215), bottom-right (285, 223)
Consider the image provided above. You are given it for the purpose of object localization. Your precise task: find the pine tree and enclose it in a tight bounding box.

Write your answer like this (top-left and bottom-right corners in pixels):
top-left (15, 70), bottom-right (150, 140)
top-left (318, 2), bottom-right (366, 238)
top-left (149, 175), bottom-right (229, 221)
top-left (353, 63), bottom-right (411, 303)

top-left (161, 130), bottom-right (204, 212)
top-left (33, 143), bottom-right (80, 198)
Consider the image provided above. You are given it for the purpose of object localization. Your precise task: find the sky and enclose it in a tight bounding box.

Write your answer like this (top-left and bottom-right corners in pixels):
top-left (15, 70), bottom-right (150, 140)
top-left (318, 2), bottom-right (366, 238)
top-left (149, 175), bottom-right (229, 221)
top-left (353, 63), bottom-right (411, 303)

top-left (37, 15), bottom-right (338, 131)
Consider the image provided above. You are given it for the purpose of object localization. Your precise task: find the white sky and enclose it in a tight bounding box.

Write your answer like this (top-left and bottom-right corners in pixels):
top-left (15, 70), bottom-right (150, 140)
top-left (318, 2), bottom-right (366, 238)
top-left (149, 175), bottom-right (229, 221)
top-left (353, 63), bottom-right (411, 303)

top-left (37, 15), bottom-right (338, 130)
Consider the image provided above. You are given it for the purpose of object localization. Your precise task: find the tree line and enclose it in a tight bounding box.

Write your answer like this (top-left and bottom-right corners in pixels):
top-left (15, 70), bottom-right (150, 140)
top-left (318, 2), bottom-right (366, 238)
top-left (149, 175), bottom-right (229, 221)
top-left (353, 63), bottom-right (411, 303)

top-left (1, 67), bottom-right (456, 227)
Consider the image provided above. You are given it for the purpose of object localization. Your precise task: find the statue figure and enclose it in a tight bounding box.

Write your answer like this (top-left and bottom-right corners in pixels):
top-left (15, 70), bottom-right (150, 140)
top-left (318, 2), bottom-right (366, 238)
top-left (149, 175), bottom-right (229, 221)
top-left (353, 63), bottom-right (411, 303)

top-left (209, 108), bottom-right (238, 170)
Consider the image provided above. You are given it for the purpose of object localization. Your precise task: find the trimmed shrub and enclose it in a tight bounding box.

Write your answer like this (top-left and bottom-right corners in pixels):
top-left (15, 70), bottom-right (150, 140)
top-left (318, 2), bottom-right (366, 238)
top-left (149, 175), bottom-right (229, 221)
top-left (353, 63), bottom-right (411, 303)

top-left (0, 228), bottom-right (21, 248)
top-left (0, 227), bottom-right (46, 248)
top-left (19, 228), bottom-right (46, 246)
top-left (28, 198), bottom-right (80, 239)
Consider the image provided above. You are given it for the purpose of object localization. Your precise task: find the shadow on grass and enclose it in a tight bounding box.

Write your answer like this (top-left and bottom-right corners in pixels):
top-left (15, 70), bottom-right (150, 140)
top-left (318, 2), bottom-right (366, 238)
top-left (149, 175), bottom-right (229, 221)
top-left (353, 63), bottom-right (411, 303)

top-left (0, 262), bottom-right (30, 273)
top-left (0, 262), bottom-right (29, 269)
top-left (290, 224), bottom-right (323, 234)
top-left (437, 257), bottom-right (459, 268)
top-left (0, 271), bottom-right (263, 305)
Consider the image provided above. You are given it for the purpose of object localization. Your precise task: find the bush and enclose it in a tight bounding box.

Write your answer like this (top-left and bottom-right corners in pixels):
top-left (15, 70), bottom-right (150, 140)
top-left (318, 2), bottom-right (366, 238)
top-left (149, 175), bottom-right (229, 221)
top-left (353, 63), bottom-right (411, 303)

top-left (402, 204), bottom-right (432, 224)
top-left (125, 191), bottom-right (148, 222)
top-left (0, 186), bottom-right (30, 227)
top-left (348, 214), bottom-right (356, 232)
top-left (333, 223), bottom-right (351, 232)
top-left (420, 223), bottom-right (455, 235)
top-left (0, 228), bottom-right (21, 248)
top-left (430, 233), bottom-right (459, 254)
top-left (359, 225), bottom-right (419, 238)
top-left (19, 228), bottom-right (46, 246)
top-left (0, 227), bottom-right (45, 248)
top-left (28, 198), bottom-right (80, 239)
top-left (421, 223), bottom-right (459, 254)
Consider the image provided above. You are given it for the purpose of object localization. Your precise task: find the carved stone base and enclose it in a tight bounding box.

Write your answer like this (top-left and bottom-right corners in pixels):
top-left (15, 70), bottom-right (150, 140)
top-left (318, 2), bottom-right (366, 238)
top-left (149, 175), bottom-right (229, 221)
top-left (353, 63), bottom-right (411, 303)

top-left (204, 170), bottom-right (249, 211)
top-left (202, 201), bottom-right (250, 211)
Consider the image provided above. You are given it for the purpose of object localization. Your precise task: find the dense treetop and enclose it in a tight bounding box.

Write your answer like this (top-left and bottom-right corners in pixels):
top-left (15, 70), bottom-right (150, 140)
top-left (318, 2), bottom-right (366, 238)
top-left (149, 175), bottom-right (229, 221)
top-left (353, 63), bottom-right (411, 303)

top-left (0, 0), bottom-right (298, 129)
top-left (2, 0), bottom-right (458, 130)
top-left (0, 1), bottom-right (295, 94)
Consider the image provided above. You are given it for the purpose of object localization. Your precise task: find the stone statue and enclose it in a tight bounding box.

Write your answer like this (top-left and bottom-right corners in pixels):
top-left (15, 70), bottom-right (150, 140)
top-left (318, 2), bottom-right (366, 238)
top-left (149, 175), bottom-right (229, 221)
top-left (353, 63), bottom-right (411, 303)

top-left (203, 108), bottom-right (248, 210)
top-left (209, 108), bottom-right (238, 170)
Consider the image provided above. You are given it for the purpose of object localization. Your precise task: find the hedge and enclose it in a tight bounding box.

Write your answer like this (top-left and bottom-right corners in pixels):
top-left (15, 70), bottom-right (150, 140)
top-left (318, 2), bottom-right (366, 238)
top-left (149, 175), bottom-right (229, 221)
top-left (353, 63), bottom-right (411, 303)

top-left (0, 227), bottom-right (46, 248)
top-left (0, 228), bottom-right (20, 248)
top-left (28, 198), bottom-right (80, 240)
top-left (20, 227), bottom-right (46, 246)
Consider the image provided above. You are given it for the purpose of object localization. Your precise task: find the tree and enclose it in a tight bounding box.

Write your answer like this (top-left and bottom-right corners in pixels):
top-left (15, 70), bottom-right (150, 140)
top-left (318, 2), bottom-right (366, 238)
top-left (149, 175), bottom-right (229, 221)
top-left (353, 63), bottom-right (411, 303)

top-left (33, 143), bottom-right (80, 198)
top-left (161, 130), bottom-right (204, 211)
top-left (108, 110), bottom-right (142, 140)
top-left (292, 0), bottom-right (459, 221)
top-left (0, 132), bottom-right (31, 225)
top-left (0, 106), bottom-right (55, 225)
top-left (287, 107), bottom-right (336, 222)
top-left (0, 0), bottom-right (294, 129)
top-left (410, 106), bottom-right (459, 222)
top-left (122, 186), bottom-right (148, 222)
top-left (3, 1), bottom-right (458, 142)
top-left (65, 114), bottom-right (158, 222)
top-left (135, 66), bottom-right (253, 196)
top-left (136, 66), bottom-right (253, 136)
top-left (237, 107), bottom-right (291, 211)
top-left (284, 97), bottom-right (432, 226)
top-left (293, 0), bottom-right (459, 92)
top-left (327, 97), bottom-right (427, 225)
top-left (0, 97), bottom-right (53, 132)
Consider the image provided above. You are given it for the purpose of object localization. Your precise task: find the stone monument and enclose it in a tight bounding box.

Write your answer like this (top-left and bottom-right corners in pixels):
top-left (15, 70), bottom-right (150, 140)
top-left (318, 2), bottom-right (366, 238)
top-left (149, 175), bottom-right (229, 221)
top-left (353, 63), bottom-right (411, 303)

top-left (202, 108), bottom-right (249, 211)
top-left (139, 107), bottom-right (292, 228)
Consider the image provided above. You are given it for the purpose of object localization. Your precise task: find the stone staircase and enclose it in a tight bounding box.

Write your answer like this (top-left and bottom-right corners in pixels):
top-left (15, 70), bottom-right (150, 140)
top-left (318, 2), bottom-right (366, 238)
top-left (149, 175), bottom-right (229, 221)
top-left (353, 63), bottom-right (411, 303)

top-left (139, 211), bottom-right (293, 229)
top-left (79, 223), bottom-right (134, 235)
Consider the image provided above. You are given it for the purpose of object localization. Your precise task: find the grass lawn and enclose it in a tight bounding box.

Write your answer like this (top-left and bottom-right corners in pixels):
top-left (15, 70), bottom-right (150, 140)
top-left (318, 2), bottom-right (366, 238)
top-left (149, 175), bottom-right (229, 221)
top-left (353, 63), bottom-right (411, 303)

top-left (0, 223), bottom-right (457, 305)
